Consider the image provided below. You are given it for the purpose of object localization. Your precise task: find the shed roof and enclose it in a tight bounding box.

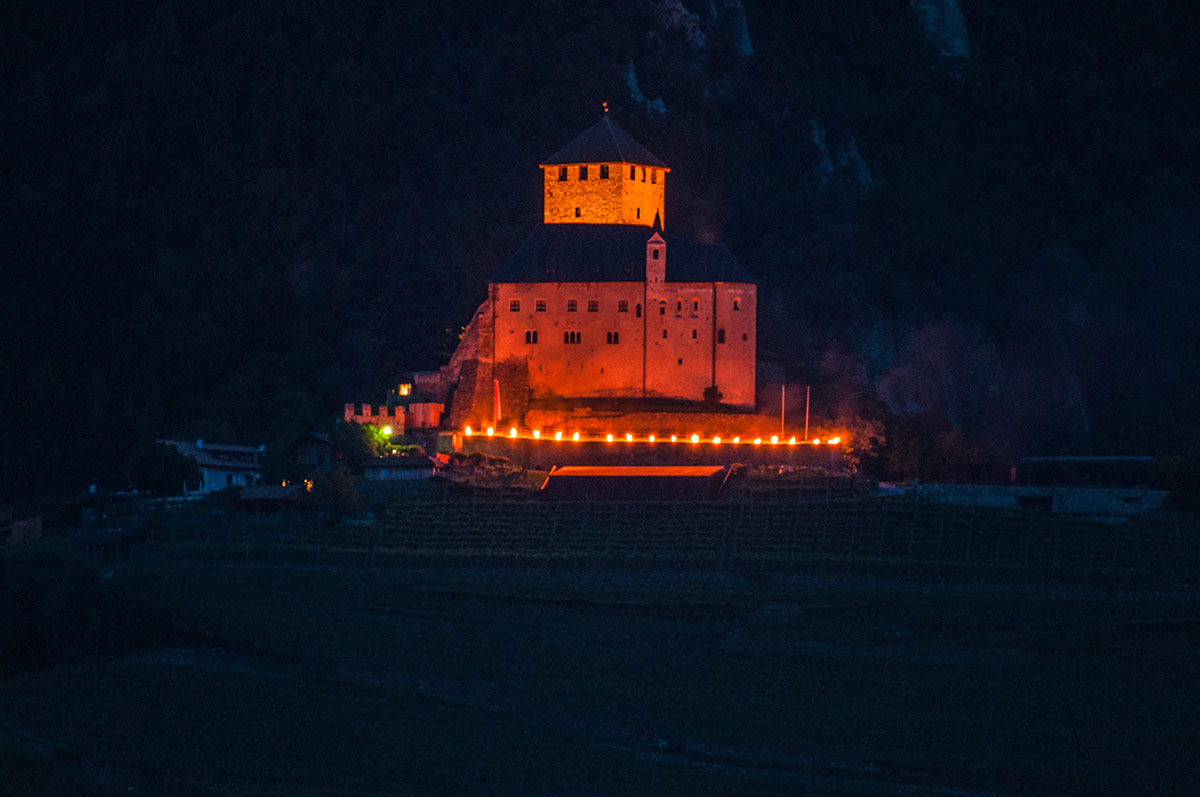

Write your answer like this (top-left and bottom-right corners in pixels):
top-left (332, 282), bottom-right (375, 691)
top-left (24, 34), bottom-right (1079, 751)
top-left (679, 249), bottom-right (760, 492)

top-left (491, 224), bottom-right (754, 284)
top-left (541, 117), bottom-right (668, 169)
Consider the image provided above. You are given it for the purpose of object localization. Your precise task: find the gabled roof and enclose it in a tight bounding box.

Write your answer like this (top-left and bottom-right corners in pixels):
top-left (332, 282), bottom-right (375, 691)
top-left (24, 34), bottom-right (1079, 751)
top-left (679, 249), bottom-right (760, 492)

top-left (490, 224), bottom-right (755, 284)
top-left (541, 117), bottom-right (668, 169)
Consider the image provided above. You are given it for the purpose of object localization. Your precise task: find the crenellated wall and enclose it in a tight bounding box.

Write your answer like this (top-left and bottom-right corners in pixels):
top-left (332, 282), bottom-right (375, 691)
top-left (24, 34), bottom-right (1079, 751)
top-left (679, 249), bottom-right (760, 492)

top-left (541, 162), bottom-right (666, 226)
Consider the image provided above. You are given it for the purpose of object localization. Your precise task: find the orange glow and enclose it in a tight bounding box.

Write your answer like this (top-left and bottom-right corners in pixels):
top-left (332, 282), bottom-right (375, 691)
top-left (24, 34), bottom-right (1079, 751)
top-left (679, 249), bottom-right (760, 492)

top-left (554, 431), bottom-right (562, 441)
top-left (464, 426), bottom-right (473, 436)
top-left (827, 436), bottom-right (841, 445)
top-left (606, 433), bottom-right (614, 442)
top-left (732, 436), bottom-right (740, 443)
top-left (625, 432), bottom-right (633, 442)
top-left (690, 433), bottom-right (700, 443)
top-left (812, 438), bottom-right (820, 445)
top-left (671, 435), bottom-right (678, 442)
top-left (712, 436), bottom-right (721, 444)
top-left (753, 438), bottom-right (762, 445)
top-left (572, 431), bottom-right (580, 442)
top-left (532, 429), bottom-right (540, 439)
top-left (648, 434), bottom-right (655, 442)
top-left (770, 435), bottom-right (779, 445)
top-left (486, 427), bottom-right (495, 437)
top-left (789, 437), bottom-right (797, 445)
top-left (509, 427), bottom-right (518, 438)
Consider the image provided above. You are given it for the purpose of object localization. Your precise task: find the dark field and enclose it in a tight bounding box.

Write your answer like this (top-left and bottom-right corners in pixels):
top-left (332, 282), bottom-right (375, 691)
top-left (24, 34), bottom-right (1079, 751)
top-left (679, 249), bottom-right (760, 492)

top-left (3, 495), bottom-right (1198, 794)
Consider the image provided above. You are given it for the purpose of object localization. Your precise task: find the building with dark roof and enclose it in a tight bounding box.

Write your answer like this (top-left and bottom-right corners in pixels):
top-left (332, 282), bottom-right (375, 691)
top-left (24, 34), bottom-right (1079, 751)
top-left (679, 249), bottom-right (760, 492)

top-left (441, 115), bottom-right (757, 429)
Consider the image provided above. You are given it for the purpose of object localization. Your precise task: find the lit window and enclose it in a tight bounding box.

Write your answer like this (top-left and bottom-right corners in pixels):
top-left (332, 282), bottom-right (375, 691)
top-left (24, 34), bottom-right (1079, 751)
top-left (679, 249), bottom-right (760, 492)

top-left (618, 300), bottom-right (628, 312)
top-left (733, 297), bottom-right (741, 311)
top-left (535, 299), bottom-right (546, 312)
top-left (717, 329), bottom-right (725, 344)
top-left (558, 166), bottom-right (568, 181)
top-left (567, 299), bottom-right (577, 312)
top-left (509, 299), bottom-right (520, 312)
top-left (599, 164), bottom-right (609, 179)
top-left (630, 165), bottom-right (636, 179)
top-left (652, 249), bottom-right (659, 260)
top-left (606, 331), bottom-right (620, 344)
top-left (525, 330), bottom-right (538, 344)
top-left (587, 300), bottom-right (598, 312)
top-left (564, 331), bottom-right (581, 344)
top-left (579, 165), bottom-right (588, 180)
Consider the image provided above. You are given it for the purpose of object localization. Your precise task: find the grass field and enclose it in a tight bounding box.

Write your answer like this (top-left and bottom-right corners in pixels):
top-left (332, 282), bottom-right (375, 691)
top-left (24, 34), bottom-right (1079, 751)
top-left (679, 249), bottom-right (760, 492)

top-left (3, 494), bottom-right (1198, 794)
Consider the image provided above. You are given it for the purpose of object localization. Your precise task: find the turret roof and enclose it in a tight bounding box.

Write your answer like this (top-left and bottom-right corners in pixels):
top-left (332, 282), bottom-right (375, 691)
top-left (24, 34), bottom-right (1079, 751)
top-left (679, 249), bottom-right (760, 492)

top-left (491, 224), bottom-right (754, 284)
top-left (541, 116), bottom-right (669, 169)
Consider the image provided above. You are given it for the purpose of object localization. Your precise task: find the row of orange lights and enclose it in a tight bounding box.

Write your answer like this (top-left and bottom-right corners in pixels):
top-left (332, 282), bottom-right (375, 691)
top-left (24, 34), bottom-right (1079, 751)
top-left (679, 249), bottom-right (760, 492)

top-left (463, 426), bottom-right (842, 446)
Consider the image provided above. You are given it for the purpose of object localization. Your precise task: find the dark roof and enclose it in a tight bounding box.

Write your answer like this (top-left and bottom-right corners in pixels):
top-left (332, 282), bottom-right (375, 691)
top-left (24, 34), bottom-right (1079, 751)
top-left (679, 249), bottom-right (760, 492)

top-left (491, 224), bottom-right (755, 284)
top-left (541, 117), bottom-right (668, 169)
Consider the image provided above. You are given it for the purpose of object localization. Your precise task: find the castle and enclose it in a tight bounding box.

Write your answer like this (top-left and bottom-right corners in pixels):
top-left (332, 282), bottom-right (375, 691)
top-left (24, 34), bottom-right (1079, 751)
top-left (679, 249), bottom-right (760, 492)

top-left (349, 115), bottom-right (761, 439)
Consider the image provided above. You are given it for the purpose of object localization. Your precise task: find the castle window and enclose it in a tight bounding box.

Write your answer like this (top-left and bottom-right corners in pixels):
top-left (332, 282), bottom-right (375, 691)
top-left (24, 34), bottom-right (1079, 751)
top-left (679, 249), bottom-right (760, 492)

top-left (575, 207), bottom-right (581, 217)
top-left (587, 300), bottom-right (599, 312)
top-left (579, 165), bottom-right (588, 180)
top-left (558, 166), bottom-right (568, 181)
top-left (733, 297), bottom-right (741, 311)
top-left (618, 300), bottom-right (628, 312)
top-left (742, 332), bottom-right (748, 341)
top-left (630, 165), bottom-right (636, 179)
top-left (692, 299), bottom-right (699, 312)
top-left (641, 167), bottom-right (646, 182)
top-left (636, 208), bottom-right (640, 219)
top-left (636, 304), bottom-right (642, 317)
top-left (651, 249), bottom-right (659, 260)
top-left (599, 164), bottom-right (609, 179)
top-left (651, 170), bottom-right (657, 184)
top-left (662, 329), bottom-right (667, 339)
top-left (567, 299), bottom-right (577, 312)
top-left (606, 331), bottom-right (619, 344)
top-left (509, 299), bottom-right (520, 312)
top-left (535, 299), bottom-right (546, 312)
top-left (692, 329), bottom-right (698, 339)
top-left (677, 358), bottom-right (683, 365)
top-left (659, 302), bottom-right (666, 315)
top-left (525, 330), bottom-right (538, 344)
top-left (564, 331), bottom-right (581, 344)
top-left (675, 299), bottom-right (682, 313)
top-left (717, 329), bottom-right (726, 344)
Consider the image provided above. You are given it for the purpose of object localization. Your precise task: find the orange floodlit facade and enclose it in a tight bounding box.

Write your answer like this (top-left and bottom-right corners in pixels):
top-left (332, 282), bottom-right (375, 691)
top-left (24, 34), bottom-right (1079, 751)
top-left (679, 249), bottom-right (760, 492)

top-left (443, 114), bottom-right (758, 431)
top-left (461, 425), bottom-right (845, 447)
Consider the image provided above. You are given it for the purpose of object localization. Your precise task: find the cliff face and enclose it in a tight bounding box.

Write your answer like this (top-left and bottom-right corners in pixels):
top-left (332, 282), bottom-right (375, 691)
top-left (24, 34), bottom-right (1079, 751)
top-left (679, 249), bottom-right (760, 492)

top-left (909, 0), bottom-right (970, 60)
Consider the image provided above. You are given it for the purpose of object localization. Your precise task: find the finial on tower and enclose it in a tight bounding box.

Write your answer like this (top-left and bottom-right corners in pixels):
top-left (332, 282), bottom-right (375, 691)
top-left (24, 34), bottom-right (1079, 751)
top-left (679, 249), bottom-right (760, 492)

top-left (602, 101), bottom-right (609, 114)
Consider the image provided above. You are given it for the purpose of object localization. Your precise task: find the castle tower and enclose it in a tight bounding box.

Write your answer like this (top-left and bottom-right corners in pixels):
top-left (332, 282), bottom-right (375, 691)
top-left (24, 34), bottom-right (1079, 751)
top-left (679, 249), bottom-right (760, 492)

top-left (539, 116), bottom-right (669, 227)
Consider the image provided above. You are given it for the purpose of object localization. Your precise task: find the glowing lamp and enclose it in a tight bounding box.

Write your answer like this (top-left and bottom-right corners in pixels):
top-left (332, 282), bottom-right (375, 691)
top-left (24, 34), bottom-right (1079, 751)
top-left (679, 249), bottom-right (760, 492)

top-left (532, 430), bottom-right (540, 439)
top-left (690, 433), bottom-right (700, 444)
top-left (625, 433), bottom-right (633, 442)
top-left (648, 434), bottom-right (655, 442)
top-left (572, 431), bottom-right (580, 442)
top-left (732, 437), bottom-right (740, 444)
top-left (509, 427), bottom-right (518, 438)
top-left (753, 438), bottom-right (762, 445)
top-left (670, 435), bottom-right (678, 442)
top-left (770, 435), bottom-right (778, 445)
top-left (828, 436), bottom-right (841, 445)
top-left (554, 431), bottom-right (562, 441)
top-left (606, 433), bottom-right (614, 443)
top-left (712, 436), bottom-right (721, 445)
top-left (788, 436), bottom-right (797, 445)
top-left (812, 438), bottom-right (820, 445)
top-left (486, 427), bottom-right (494, 437)
top-left (464, 426), bottom-right (473, 436)
top-left (382, 426), bottom-right (392, 436)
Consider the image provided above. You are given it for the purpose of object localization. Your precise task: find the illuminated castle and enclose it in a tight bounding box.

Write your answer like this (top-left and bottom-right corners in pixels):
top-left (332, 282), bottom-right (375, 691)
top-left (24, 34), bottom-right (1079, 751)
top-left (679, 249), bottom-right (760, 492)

top-left (435, 115), bottom-right (758, 431)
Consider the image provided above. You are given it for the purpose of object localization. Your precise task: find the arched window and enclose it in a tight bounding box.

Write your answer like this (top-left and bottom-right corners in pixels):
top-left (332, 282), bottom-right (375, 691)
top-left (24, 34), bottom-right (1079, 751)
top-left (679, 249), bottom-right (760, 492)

top-left (692, 299), bottom-right (699, 312)
top-left (659, 302), bottom-right (666, 315)
top-left (676, 299), bottom-right (682, 313)
top-left (525, 330), bottom-right (538, 344)
top-left (733, 297), bottom-right (741, 311)
top-left (606, 331), bottom-right (619, 344)
top-left (564, 331), bottom-right (580, 344)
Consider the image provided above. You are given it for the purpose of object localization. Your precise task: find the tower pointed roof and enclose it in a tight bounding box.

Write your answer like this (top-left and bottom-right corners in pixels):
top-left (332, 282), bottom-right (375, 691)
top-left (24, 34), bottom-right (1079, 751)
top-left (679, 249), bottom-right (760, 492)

top-left (541, 116), bottom-right (668, 169)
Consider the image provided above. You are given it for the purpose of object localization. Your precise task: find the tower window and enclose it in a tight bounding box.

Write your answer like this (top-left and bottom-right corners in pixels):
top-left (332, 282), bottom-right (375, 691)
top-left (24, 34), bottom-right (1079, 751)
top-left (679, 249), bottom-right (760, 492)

top-left (733, 297), bottom-right (741, 311)
top-left (567, 299), bottom-right (577, 312)
top-left (606, 331), bottom-right (620, 344)
top-left (662, 329), bottom-right (667, 339)
top-left (558, 166), bottom-right (568, 181)
top-left (565, 331), bottom-right (581, 344)
top-left (742, 332), bottom-right (748, 341)
top-left (587, 300), bottom-right (598, 312)
top-left (635, 304), bottom-right (642, 317)
top-left (692, 299), bottom-right (699, 312)
top-left (641, 167), bottom-right (646, 182)
top-left (525, 330), bottom-right (538, 344)
top-left (599, 164), bottom-right (609, 179)
top-left (535, 299), bottom-right (546, 312)
top-left (630, 165), bottom-right (636, 179)
top-left (509, 300), bottom-right (520, 312)
top-left (659, 302), bottom-right (666, 315)
top-left (677, 358), bottom-right (683, 365)
top-left (618, 300), bottom-right (628, 312)
top-left (652, 249), bottom-right (660, 260)
top-left (579, 165), bottom-right (588, 180)
top-left (575, 207), bottom-right (581, 217)
top-left (676, 299), bottom-right (682, 313)
top-left (717, 329), bottom-right (726, 344)
top-left (692, 329), bottom-right (698, 339)
top-left (651, 170), bottom-right (657, 184)
top-left (636, 208), bottom-right (640, 219)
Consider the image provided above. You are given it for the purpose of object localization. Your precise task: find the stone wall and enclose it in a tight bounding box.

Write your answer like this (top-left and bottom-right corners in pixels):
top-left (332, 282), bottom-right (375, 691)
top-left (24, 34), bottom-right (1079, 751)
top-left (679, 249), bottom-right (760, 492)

top-left (541, 162), bottom-right (666, 226)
